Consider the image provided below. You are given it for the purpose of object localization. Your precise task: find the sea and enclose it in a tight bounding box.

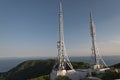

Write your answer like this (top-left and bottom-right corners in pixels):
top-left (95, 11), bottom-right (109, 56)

top-left (0, 56), bottom-right (120, 72)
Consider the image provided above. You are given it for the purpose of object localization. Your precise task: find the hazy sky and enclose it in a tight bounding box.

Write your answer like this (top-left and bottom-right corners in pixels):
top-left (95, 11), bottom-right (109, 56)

top-left (0, 0), bottom-right (120, 57)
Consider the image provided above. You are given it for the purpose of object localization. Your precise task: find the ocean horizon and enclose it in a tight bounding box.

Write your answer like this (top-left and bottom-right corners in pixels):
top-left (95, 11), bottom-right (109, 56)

top-left (0, 55), bottom-right (120, 72)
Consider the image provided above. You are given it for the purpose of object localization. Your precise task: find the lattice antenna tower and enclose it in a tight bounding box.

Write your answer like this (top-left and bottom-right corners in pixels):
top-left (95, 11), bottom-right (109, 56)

top-left (53, 2), bottom-right (73, 70)
top-left (90, 12), bottom-right (108, 68)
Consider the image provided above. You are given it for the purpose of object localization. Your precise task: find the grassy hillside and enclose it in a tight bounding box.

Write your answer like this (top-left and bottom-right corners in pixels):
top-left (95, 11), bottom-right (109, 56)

top-left (5, 59), bottom-right (54, 80)
top-left (0, 59), bottom-right (89, 80)
top-left (0, 59), bottom-right (119, 80)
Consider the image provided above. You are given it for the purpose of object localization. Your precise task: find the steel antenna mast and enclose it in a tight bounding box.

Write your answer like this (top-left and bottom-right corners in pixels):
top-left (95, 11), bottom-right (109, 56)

top-left (53, 1), bottom-right (73, 71)
top-left (90, 12), bottom-right (108, 69)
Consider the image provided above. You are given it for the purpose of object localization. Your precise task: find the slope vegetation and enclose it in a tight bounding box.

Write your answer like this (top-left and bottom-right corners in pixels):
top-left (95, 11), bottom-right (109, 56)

top-left (0, 59), bottom-right (89, 80)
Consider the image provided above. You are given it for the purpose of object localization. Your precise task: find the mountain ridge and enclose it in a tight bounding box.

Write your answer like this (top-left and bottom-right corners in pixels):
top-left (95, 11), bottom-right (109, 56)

top-left (0, 59), bottom-right (89, 80)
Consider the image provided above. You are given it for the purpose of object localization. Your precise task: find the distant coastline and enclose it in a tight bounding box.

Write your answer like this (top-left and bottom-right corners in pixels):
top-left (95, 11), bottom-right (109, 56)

top-left (0, 55), bottom-right (120, 72)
